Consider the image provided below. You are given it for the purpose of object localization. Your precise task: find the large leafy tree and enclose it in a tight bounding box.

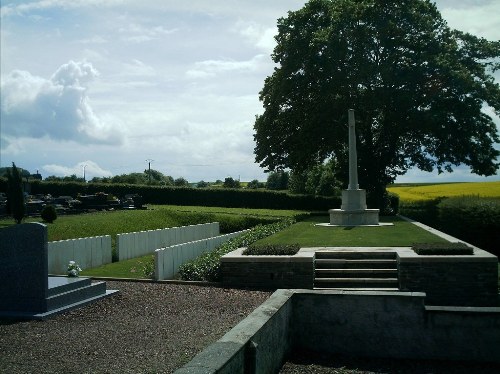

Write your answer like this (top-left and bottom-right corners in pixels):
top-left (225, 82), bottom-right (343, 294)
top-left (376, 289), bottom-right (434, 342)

top-left (254, 0), bottom-right (500, 205)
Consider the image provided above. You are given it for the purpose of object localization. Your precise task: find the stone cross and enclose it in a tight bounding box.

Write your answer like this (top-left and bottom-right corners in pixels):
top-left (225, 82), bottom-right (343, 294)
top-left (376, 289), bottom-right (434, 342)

top-left (348, 109), bottom-right (359, 190)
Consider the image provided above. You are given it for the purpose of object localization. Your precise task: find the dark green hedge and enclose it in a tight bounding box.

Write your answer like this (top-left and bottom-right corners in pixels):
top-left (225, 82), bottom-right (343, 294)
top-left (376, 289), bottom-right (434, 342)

top-left (398, 198), bottom-right (442, 228)
top-left (412, 242), bottom-right (474, 255)
top-left (243, 243), bottom-right (300, 256)
top-left (0, 179), bottom-right (340, 211)
top-left (400, 196), bottom-right (499, 257)
top-left (437, 196), bottom-right (500, 256)
top-left (178, 218), bottom-right (296, 281)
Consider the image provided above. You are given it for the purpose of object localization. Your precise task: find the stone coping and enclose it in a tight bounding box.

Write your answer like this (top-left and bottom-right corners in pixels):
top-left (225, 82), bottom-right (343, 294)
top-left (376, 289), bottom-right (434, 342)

top-left (222, 245), bottom-right (497, 263)
top-left (221, 247), bottom-right (314, 262)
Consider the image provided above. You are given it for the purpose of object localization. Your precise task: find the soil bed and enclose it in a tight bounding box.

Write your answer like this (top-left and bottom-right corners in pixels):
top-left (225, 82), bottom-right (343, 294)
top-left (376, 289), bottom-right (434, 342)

top-left (280, 349), bottom-right (499, 374)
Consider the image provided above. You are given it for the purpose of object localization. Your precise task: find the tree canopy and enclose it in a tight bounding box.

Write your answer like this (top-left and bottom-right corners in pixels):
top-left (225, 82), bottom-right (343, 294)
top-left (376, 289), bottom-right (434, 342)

top-left (254, 0), bottom-right (500, 201)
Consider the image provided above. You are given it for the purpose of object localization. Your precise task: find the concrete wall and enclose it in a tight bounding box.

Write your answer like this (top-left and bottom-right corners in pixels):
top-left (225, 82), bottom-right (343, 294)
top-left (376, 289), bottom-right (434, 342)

top-left (175, 289), bottom-right (294, 374)
top-left (48, 235), bottom-right (112, 275)
top-left (221, 248), bottom-right (314, 289)
top-left (175, 290), bottom-right (500, 373)
top-left (154, 230), bottom-right (249, 281)
top-left (117, 222), bottom-right (219, 261)
top-left (292, 290), bottom-right (500, 363)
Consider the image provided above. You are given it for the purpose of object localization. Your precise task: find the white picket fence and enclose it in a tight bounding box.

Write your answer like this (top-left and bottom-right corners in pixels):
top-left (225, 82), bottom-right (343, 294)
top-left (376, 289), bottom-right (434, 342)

top-left (116, 222), bottom-right (220, 261)
top-left (154, 229), bottom-right (249, 281)
top-left (48, 236), bottom-right (112, 275)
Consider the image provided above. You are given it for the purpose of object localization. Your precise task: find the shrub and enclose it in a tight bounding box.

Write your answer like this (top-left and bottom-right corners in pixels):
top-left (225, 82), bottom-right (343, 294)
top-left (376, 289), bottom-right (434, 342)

top-left (41, 204), bottom-right (58, 223)
top-left (398, 198), bottom-right (442, 227)
top-left (412, 242), bottom-right (474, 255)
top-left (243, 243), bottom-right (300, 256)
top-left (178, 218), bottom-right (295, 281)
top-left (437, 196), bottom-right (500, 256)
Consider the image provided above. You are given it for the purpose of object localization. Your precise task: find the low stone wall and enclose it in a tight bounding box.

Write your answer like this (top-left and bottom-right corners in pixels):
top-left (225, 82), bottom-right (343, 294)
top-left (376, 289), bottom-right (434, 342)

top-left (222, 245), bottom-right (498, 306)
top-left (175, 290), bottom-right (294, 374)
top-left (398, 249), bottom-right (499, 306)
top-left (221, 248), bottom-right (314, 289)
top-left (292, 290), bottom-right (500, 363)
top-left (175, 290), bottom-right (500, 373)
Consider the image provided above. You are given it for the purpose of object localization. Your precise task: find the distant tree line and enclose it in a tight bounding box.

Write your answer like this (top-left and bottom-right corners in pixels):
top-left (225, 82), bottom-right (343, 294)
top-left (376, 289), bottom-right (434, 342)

top-left (1, 166), bottom-right (342, 199)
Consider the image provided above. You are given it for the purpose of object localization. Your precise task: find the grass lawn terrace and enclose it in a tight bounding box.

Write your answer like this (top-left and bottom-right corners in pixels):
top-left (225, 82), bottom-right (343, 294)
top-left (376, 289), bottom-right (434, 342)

top-left (256, 215), bottom-right (449, 247)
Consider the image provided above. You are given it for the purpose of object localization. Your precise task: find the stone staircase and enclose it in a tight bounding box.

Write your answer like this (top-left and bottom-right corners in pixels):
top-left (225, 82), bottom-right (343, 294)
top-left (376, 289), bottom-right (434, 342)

top-left (314, 251), bottom-right (399, 290)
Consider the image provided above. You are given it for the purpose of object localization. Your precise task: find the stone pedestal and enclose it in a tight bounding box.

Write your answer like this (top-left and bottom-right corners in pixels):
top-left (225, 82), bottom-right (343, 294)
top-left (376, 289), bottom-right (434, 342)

top-left (329, 189), bottom-right (379, 226)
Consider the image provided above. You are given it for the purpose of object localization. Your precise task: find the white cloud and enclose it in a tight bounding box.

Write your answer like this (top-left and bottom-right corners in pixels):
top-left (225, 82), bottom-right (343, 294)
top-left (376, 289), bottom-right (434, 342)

top-left (439, 1), bottom-right (500, 40)
top-left (186, 55), bottom-right (268, 79)
top-left (233, 20), bottom-right (277, 53)
top-left (0, 60), bottom-right (123, 145)
top-left (43, 160), bottom-right (112, 178)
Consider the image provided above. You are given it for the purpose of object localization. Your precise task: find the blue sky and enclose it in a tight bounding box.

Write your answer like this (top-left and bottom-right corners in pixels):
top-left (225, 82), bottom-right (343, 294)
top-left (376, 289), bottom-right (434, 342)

top-left (1, 0), bottom-right (499, 183)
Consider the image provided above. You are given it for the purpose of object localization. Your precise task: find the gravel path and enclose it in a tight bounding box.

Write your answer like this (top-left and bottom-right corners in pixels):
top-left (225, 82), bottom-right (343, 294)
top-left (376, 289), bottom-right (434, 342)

top-left (0, 281), bottom-right (271, 374)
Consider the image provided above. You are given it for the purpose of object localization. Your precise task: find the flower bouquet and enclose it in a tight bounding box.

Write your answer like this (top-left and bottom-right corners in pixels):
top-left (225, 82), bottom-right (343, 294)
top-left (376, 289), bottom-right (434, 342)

top-left (67, 260), bottom-right (82, 277)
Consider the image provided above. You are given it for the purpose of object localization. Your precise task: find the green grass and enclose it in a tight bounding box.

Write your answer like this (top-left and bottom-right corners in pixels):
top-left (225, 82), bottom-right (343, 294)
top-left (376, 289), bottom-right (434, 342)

top-left (255, 216), bottom-right (448, 247)
top-left (81, 254), bottom-right (154, 279)
top-left (0, 205), bottom-right (303, 244)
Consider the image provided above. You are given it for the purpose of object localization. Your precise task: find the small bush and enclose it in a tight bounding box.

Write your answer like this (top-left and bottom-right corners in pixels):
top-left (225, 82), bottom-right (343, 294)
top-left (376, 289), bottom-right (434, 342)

top-left (412, 242), bottom-right (474, 255)
top-left (178, 218), bottom-right (295, 281)
top-left (41, 204), bottom-right (57, 223)
top-left (243, 243), bottom-right (300, 256)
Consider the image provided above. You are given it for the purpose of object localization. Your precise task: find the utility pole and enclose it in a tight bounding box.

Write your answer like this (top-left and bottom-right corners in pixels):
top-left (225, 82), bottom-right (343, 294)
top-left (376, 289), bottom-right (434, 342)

top-left (82, 164), bottom-right (87, 182)
top-left (145, 159), bottom-right (154, 184)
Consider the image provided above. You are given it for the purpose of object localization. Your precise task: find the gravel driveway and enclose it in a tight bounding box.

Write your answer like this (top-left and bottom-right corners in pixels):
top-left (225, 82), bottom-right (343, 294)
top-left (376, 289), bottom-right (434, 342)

top-left (0, 281), bottom-right (271, 374)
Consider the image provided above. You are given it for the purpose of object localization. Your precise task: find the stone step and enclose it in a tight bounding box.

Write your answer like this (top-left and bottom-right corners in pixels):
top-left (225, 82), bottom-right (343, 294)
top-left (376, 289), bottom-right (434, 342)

top-left (48, 277), bottom-right (92, 297)
top-left (315, 259), bottom-right (397, 269)
top-left (313, 287), bottom-right (400, 291)
top-left (46, 281), bottom-right (107, 312)
top-left (315, 251), bottom-right (396, 260)
top-left (315, 268), bottom-right (398, 278)
top-left (314, 277), bottom-right (399, 289)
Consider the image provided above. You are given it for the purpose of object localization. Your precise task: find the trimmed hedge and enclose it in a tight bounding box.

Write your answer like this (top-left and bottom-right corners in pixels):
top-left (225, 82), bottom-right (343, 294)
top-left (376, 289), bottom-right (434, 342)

top-left (437, 196), bottom-right (500, 256)
top-left (399, 198), bottom-right (442, 228)
top-left (412, 242), bottom-right (474, 255)
top-left (178, 218), bottom-right (296, 281)
top-left (400, 196), bottom-right (500, 257)
top-left (1, 179), bottom-right (340, 211)
top-left (243, 243), bottom-right (301, 256)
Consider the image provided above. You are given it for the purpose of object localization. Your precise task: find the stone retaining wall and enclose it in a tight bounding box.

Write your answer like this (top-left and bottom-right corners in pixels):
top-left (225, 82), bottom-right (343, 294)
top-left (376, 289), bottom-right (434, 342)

top-left (175, 290), bottom-right (500, 373)
top-left (221, 248), bottom-right (314, 289)
top-left (398, 249), bottom-right (499, 306)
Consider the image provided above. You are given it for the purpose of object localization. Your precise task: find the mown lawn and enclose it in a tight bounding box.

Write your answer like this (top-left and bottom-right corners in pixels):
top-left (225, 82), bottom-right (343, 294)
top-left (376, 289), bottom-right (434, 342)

top-left (0, 205), bottom-right (302, 243)
top-left (255, 215), bottom-right (448, 247)
top-left (81, 254), bottom-right (154, 279)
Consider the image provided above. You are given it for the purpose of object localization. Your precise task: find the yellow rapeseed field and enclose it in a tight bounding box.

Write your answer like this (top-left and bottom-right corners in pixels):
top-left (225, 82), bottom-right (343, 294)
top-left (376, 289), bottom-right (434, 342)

top-left (387, 181), bottom-right (500, 202)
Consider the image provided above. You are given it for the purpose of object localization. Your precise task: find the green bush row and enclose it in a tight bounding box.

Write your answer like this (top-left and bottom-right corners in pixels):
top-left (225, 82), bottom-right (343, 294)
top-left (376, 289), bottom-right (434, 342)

top-left (412, 242), bottom-right (474, 255)
top-left (1, 179), bottom-right (340, 211)
top-left (177, 218), bottom-right (296, 281)
top-left (400, 196), bottom-right (500, 257)
top-left (243, 243), bottom-right (300, 256)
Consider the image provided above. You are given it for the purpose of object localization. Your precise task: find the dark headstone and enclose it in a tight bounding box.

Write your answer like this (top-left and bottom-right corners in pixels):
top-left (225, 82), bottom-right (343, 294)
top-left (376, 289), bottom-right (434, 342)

top-left (0, 222), bottom-right (118, 320)
top-left (0, 223), bottom-right (48, 312)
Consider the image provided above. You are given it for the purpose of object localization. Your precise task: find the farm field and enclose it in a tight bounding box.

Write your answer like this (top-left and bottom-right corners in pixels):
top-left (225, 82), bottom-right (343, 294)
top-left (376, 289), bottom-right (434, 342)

top-left (387, 181), bottom-right (500, 201)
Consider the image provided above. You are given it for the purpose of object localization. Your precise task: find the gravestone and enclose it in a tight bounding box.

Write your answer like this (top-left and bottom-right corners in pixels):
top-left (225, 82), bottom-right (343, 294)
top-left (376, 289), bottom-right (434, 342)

top-left (0, 223), bottom-right (117, 320)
